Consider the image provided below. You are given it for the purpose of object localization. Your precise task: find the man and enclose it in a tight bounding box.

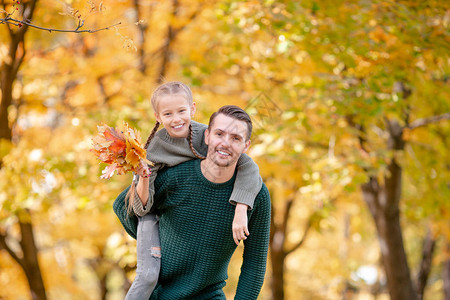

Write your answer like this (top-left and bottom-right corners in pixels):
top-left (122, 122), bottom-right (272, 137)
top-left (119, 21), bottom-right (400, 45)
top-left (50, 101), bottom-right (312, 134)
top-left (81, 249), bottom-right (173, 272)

top-left (114, 105), bottom-right (271, 299)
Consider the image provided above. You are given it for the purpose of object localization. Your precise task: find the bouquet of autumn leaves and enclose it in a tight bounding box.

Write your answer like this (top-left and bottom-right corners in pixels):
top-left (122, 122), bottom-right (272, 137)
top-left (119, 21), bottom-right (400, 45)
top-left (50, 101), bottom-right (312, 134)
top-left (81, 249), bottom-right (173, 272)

top-left (91, 122), bottom-right (153, 179)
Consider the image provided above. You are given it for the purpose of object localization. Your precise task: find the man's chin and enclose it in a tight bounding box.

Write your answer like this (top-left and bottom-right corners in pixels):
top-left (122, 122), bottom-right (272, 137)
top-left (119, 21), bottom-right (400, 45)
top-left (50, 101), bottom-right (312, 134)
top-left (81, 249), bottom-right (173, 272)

top-left (212, 157), bottom-right (235, 168)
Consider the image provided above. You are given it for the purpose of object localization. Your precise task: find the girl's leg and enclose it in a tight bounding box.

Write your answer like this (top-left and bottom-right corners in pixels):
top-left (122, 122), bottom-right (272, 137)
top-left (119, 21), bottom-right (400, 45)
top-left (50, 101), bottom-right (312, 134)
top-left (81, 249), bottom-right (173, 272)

top-left (125, 213), bottom-right (161, 300)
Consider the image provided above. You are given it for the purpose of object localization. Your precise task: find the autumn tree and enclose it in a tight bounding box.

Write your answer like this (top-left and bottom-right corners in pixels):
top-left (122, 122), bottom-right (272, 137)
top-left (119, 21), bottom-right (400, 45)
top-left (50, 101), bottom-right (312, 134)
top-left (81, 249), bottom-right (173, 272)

top-left (0, 0), bottom-right (128, 299)
top-left (0, 0), bottom-right (48, 298)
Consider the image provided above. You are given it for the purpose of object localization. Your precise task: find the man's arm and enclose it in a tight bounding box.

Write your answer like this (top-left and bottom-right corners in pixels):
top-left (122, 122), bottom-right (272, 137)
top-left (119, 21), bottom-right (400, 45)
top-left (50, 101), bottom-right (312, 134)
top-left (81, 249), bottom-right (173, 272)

top-left (234, 184), bottom-right (271, 300)
top-left (113, 186), bottom-right (138, 239)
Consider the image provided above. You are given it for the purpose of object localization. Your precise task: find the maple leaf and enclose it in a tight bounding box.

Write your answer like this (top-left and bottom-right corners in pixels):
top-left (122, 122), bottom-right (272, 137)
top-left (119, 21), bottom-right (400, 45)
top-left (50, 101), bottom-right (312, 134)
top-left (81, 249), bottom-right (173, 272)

top-left (103, 126), bottom-right (126, 156)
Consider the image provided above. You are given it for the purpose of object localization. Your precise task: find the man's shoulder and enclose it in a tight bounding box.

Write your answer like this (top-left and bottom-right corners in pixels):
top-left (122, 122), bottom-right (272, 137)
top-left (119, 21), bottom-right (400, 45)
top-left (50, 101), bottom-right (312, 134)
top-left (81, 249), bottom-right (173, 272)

top-left (255, 183), bottom-right (270, 203)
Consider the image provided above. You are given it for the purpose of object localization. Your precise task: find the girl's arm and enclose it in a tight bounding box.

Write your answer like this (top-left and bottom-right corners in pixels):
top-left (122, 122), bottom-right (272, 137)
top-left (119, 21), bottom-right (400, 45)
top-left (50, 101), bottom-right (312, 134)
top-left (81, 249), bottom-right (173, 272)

top-left (232, 154), bottom-right (263, 209)
top-left (231, 154), bottom-right (263, 245)
top-left (132, 163), bottom-right (162, 216)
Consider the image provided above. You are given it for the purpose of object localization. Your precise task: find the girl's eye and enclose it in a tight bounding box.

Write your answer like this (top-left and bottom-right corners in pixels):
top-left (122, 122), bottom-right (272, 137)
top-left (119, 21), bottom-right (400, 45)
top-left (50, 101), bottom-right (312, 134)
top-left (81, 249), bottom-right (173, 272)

top-left (164, 113), bottom-right (171, 116)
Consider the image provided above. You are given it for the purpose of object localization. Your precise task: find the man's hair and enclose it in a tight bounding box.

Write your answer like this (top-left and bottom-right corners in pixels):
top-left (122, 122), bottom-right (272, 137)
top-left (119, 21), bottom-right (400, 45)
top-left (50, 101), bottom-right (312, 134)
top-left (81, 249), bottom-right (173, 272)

top-left (208, 105), bottom-right (253, 141)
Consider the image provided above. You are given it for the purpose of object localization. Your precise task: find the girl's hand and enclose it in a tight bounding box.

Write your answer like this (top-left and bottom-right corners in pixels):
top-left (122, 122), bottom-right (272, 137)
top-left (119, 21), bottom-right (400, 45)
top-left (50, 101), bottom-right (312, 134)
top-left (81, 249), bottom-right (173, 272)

top-left (135, 159), bottom-right (151, 178)
top-left (232, 203), bottom-right (250, 245)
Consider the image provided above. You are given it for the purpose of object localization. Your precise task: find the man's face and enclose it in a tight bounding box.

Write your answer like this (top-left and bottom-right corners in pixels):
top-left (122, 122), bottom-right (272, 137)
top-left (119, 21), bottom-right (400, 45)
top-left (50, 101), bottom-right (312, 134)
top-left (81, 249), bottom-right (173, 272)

top-left (204, 114), bottom-right (251, 168)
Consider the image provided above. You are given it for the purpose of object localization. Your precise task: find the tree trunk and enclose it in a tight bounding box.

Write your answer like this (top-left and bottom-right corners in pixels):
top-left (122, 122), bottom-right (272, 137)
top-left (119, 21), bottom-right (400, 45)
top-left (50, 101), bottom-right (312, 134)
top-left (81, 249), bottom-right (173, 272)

top-left (100, 274), bottom-right (107, 300)
top-left (361, 119), bottom-right (417, 300)
top-left (0, 71), bottom-right (13, 140)
top-left (0, 1), bottom-right (46, 299)
top-left (443, 248), bottom-right (450, 300)
top-left (270, 230), bottom-right (285, 300)
top-left (269, 195), bottom-right (312, 300)
top-left (0, 37), bottom-right (18, 141)
top-left (362, 178), bottom-right (417, 300)
top-left (19, 220), bottom-right (47, 300)
top-left (132, 0), bottom-right (150, 74)
top-left (156, 0), bottom-right (178, 84)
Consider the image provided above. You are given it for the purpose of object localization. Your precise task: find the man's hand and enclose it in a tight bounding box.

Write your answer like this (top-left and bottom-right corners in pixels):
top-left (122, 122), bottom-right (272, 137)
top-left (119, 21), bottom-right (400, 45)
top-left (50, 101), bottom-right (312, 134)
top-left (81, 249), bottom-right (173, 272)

top-left (232, 203), bottom-right (250, 245)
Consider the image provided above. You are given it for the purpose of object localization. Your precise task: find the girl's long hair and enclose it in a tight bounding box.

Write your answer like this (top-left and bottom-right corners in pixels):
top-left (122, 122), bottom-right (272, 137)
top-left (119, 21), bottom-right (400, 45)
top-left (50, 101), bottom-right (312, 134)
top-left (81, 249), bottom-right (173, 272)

top-left (125, 82), bottom-right (205, 215)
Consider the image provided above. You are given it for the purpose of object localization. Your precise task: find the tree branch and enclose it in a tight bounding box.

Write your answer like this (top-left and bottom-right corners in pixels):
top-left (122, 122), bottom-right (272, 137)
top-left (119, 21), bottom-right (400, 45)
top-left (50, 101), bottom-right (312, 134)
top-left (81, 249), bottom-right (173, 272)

top-left (281, 196), bottom-right (295, 235)
top-left (408, 113), bottom-right (450, 130)
top-left (0, 17), bottom-right (121, 33)
top-left (285, 217), bottom-right (313, 256)
top-left (149, 0), bottom-right (204, 75)
top-left (416, 229), bottom-right (436, 300)
top-left (0, 232), bottom-right (26, 270)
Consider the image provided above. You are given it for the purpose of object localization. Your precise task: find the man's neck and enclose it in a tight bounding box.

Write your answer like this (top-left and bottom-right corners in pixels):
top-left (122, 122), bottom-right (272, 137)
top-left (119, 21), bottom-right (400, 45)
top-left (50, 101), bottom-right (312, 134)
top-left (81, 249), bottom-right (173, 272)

top-left (200, 159), bottom-right (236, 183)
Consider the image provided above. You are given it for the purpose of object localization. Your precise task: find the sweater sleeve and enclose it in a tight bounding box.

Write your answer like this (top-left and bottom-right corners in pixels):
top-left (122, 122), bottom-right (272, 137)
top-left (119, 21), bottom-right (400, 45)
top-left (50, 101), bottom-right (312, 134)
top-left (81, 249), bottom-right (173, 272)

top-left (113, 186), bottom-right (138, 239)
top-left (234, 184), bottom-right (271, 300)
top-left (231, 154), bottom-right (263, 209)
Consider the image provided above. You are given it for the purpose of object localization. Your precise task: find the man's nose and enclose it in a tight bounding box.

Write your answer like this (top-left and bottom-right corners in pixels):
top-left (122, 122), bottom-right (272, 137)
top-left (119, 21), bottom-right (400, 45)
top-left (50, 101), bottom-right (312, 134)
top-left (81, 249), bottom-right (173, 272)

top-left (221, 136), bottom-right (231, 147)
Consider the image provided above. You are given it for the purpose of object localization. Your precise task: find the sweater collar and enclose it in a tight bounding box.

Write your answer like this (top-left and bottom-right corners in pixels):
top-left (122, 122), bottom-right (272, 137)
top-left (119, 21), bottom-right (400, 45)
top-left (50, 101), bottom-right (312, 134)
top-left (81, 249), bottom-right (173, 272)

top-left (194, 159), bottom-right (237, 188)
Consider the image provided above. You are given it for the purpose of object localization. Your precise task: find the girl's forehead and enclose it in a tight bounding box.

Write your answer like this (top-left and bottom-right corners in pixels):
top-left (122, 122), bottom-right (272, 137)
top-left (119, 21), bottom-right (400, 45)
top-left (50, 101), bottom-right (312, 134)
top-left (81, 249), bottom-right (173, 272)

top-left (156, 94), bottom-right (191, 110)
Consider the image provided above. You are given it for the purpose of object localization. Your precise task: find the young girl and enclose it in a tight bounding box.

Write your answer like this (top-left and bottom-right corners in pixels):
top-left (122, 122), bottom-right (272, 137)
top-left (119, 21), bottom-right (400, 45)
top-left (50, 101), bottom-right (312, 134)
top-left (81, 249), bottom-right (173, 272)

top-left (123, 81), bottom-right (262, 300)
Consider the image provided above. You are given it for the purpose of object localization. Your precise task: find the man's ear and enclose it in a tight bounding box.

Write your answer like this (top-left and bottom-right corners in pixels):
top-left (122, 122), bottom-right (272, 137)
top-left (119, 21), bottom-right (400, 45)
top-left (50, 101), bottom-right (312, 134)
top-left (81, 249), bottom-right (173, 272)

top-left (204, 128), bottom-right (210, 146)
top-left (154, 112), bottom-right (161, 123)
top-left (243, 139), bottom-right (251, 153)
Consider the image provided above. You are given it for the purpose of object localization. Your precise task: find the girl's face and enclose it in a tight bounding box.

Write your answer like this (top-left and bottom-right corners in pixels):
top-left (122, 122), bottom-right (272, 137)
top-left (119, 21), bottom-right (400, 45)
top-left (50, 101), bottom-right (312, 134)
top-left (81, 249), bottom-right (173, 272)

top-left (155, 94), bottom-right (196, 138)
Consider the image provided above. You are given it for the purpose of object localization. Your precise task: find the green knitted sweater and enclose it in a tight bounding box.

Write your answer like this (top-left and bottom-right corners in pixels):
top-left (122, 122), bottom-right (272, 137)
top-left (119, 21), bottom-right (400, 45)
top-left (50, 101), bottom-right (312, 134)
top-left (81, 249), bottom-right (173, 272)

top-left (113, 159), bottom-right (271, 300)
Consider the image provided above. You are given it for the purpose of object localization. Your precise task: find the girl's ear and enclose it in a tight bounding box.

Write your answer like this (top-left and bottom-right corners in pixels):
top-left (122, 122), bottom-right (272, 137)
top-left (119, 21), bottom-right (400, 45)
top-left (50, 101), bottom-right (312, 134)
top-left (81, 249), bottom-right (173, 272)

top-left (154, 112), bottom-right (161, 123)
top-left (190, 102), bottom-right (197, 117)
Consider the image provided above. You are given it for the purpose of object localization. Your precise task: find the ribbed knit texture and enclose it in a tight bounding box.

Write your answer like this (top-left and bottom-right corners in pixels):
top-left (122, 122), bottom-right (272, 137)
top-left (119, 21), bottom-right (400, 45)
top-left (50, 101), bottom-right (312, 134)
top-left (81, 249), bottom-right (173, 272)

top-left (114, 159), bottom-right (271, 300)
top-left (132, 121), bottom-right (262, 216)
